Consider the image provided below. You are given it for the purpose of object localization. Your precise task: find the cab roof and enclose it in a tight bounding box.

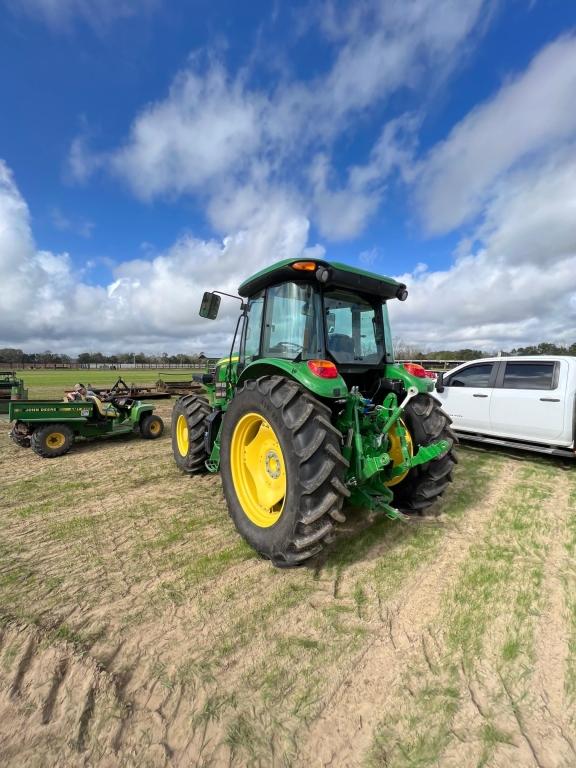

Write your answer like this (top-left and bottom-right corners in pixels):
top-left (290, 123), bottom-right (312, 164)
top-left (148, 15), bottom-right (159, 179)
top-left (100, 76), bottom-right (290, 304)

top-left (238, 258), bottom-right (407, 301)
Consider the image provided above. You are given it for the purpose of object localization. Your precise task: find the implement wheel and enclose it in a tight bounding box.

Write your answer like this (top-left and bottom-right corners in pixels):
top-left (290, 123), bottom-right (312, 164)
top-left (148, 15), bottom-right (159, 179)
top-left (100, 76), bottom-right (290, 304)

top-left (172, 395), bottom-right (211, 473)
top-left (30, 424), bottom-right (74, 458)
top-left (140, 414), bottom-right (164, 440)
top-left (391, 394), bottom-right (458, 514)
top-left (220, 375), bottom-right (349, 567)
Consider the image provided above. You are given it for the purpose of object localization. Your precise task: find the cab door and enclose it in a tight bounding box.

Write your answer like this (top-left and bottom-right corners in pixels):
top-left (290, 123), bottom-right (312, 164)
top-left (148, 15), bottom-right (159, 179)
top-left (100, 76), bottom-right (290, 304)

top-left (436, 362), bottom-right (497, 433)
top-left (489, 360), bottom-right (568, 444)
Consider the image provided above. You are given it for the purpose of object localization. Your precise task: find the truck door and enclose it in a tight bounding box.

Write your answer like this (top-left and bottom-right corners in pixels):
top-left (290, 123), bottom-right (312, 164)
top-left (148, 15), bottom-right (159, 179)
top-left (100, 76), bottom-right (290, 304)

top-left (489, 360), bottom-right (567, 444)
top-left (439, 362), bottom-right (496, 432)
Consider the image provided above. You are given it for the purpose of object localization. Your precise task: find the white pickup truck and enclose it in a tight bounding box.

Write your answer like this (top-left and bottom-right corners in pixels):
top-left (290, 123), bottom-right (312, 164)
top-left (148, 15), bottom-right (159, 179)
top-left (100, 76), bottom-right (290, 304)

top-left (433, 356), bottom-right (576, 457)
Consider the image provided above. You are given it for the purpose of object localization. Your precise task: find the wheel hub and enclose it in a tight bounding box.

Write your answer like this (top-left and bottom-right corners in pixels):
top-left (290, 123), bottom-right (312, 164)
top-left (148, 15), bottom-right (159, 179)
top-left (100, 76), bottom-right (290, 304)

top-left (265, 449), bottom-right (281, 479)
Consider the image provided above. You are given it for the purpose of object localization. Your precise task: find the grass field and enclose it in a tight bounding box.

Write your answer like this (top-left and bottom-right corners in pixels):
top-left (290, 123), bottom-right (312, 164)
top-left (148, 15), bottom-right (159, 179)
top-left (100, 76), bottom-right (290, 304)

top-left (0, 382), bottom-right (575, 767)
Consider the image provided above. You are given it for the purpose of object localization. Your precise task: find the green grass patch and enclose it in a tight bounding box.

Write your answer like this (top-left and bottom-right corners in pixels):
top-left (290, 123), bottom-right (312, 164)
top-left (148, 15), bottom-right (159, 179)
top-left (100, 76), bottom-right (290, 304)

top-left (48, 515), bottom-right (101, 541)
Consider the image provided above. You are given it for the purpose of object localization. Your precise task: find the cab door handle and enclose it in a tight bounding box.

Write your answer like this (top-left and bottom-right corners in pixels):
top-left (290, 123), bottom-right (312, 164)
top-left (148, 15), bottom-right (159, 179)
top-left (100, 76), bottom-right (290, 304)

top-left (540, 397), bottom-right (560, 402)
top-left (473, 393), bottom-right (488, 398)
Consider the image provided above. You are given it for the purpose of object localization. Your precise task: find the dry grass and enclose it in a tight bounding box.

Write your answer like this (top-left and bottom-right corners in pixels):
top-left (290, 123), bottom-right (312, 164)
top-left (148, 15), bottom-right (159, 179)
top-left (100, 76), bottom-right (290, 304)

top-left (0, 389), bottom-right (575, 767)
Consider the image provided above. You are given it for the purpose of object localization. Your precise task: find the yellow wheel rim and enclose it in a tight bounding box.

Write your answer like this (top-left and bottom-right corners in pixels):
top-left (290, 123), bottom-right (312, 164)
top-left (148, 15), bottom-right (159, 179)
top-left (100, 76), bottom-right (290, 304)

top-left (384, 419), bottom-right (413, 487)
top-left (47, 432), bottom-right (65, 449)
top-left (176, 414), bottom-right (189, 456)
top-left (230, 412), bottom-right (286, 527)
top-left (149, 420), bottom-right (161, 435)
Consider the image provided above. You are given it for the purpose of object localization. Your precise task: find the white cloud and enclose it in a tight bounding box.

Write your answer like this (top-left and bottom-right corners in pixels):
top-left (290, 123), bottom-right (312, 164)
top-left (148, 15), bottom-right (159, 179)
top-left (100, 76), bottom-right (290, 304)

top-left (69, 0), bottom-right (490, 240)
top-left (390, 145), bottom-right (576, 349)
top-left (7, 0), bottom-right (157, 30)
top-left (416, 34), bottom-right (576, 234)
top-left (0, 159), bottom-right (315, 354)
top-left (111, 64), bottom-right (266, 201)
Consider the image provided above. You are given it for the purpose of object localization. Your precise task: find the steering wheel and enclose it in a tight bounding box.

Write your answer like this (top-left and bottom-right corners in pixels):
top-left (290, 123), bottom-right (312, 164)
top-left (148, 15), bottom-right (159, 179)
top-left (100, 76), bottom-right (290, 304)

top-left (275, 341), bottom-right (303, 353)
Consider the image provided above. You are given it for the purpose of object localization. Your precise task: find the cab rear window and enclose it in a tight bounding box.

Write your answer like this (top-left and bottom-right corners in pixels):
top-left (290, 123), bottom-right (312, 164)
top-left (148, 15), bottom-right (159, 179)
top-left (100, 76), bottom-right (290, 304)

top-left (501, 362), bottom-right (556, 390)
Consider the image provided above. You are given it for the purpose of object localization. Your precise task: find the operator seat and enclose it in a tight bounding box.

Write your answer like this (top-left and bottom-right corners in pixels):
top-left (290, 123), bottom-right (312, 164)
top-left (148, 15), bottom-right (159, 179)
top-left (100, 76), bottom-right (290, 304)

top-left (328, 333), bottom-right (355, 361)
top-left (86, 395), bottom-right (118, 418)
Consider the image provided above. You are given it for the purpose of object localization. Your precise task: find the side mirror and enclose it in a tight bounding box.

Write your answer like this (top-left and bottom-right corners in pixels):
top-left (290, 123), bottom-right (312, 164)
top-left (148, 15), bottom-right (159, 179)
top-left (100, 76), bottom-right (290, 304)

top-left (435, 372), bottom-right (445, 393)
top-left (326, 311), bottom-right (336, 333)
top-left (199, 291), bottom-right (221, 320)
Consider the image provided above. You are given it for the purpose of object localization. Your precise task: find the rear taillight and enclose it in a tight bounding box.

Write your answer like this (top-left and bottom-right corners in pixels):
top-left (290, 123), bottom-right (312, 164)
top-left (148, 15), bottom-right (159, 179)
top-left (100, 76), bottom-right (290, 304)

top-left (307, 359), bottom-right (339, 379)
top-left (403, 362), bottom-right (427, 378)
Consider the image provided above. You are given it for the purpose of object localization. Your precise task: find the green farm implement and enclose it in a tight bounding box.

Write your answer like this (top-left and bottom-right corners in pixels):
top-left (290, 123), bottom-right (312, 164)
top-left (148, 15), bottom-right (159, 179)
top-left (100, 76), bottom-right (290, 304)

top-left (172, 258), bottom-right (457, 566)
top-left (0, 371), bottom-right (27, 414)
top-left (9, 395), bottom-right (164, 458)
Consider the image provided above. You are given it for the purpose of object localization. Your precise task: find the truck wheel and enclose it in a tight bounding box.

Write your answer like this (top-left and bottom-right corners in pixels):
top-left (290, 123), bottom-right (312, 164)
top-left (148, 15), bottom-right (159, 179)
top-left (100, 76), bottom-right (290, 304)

top-left (390, 393), bottom-right (457, 514)
top-left (220, 376), bottom-right (349, 567)
top-left (140, 414), bottom-right (164, 439)
top-left (172, 395), bottom-right (211, 473)
top-left (30, 424), bottom-right (74, 458)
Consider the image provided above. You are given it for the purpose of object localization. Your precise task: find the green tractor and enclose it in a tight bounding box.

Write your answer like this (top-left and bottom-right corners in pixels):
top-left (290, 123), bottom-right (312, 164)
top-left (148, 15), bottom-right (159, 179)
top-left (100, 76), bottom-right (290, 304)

top-left (172, 258), bottom-right (456, 566)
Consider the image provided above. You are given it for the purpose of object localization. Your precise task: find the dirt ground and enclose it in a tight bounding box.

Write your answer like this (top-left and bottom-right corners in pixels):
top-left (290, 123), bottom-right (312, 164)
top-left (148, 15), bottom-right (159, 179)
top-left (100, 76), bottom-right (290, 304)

top-left (1, 397), bottom-right (575, 767)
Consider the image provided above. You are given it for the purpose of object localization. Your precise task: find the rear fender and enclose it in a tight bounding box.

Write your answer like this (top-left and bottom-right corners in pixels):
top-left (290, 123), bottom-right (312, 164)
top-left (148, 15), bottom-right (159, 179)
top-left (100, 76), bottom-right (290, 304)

top-left (383, 363), bottom-right (434, 394)
top-left (237, 359), bottom-right (347, 400)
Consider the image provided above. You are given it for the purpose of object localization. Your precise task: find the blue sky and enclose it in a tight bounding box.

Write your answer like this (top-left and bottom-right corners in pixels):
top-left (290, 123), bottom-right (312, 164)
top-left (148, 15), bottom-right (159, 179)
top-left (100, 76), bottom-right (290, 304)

top-left (0, 0), bottom-right (575, 354)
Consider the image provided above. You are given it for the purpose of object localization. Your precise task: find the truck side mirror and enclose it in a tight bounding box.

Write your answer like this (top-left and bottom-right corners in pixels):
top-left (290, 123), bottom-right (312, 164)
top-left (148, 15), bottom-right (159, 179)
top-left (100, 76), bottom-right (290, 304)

top-left (435, 372), bottom-right (445, 393)
top-left (199, 292), bottom-right (221, 320)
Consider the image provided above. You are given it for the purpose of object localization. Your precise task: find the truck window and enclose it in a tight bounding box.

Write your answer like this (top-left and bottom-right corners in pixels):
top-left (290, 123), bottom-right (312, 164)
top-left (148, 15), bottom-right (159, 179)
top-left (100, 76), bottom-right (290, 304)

top-left (501, 362), bottom-right (556, 390)
top-left (447, 363), bottom-right (493, 388)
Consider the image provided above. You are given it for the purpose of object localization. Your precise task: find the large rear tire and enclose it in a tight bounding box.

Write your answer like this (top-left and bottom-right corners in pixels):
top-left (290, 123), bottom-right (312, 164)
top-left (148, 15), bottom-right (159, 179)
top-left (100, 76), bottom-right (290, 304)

top-left (391, 393), bottom-right (457, 514)
top-left (220, 375), bottom-right (349, 567)
top-left (30, 424), bottom-right (74, 458)
top-left (172, 395), bottom-right (211, 473)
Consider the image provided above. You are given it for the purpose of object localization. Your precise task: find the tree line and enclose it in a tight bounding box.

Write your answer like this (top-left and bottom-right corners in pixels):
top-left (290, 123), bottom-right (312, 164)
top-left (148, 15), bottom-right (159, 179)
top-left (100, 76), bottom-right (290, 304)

top-left (0, 349), bottom-right (208, 365)
top-left (393, 341), bottom-right (576, 360)
top-left (1, 341), bottom-right (574, 366)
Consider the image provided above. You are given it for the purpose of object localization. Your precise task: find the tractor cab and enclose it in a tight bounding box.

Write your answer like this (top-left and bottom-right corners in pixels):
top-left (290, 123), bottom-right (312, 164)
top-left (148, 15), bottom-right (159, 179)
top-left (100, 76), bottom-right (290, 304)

top-left (201, 258), bottom-right (410, 398)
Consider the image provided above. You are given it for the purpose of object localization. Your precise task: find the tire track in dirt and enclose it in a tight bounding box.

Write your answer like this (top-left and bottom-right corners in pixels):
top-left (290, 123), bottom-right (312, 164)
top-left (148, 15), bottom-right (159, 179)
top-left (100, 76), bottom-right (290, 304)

top-left (296, 457), bottom-right (520, 767)
top-left (510, 470), bottom-right (576, 767)
top-left (369, 463), bottom-right (576, 768)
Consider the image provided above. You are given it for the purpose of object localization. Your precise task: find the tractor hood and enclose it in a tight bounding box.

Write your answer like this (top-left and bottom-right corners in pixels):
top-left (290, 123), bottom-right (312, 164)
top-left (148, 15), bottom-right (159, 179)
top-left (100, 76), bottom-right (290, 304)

top-left (238, 258), bottom-right (408, 302)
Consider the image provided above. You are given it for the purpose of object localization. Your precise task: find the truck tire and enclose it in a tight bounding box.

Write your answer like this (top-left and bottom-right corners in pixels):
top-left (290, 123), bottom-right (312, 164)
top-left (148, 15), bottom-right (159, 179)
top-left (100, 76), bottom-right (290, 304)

top-left (30, 424), bottom-right (74, 458)
top-left (172, 395), bottom-right (211, 473)
top-left (220, 375), bottom-right (349, 567)
top-left (140, 414), bottom-right (164, 439)
top-left (391, 393), bottom-right (457, 514)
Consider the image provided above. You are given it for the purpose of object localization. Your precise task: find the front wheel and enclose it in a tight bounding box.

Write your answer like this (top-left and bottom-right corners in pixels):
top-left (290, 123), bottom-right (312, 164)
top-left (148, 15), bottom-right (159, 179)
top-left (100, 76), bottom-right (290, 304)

top-left (391, 393), bottom-right (458, 513)
top-left (171, 395), bottom-right (211, 473)
top-left (220, 376), bottom-right (349, 567)
top-left (140, 414), bottom-right (164, 439)
top-left (30, 424), bottom-right (74, 458)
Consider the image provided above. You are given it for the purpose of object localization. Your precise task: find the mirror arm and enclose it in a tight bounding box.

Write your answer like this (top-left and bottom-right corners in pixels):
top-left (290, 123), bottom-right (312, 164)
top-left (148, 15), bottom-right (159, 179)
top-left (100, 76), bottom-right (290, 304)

top-left (213, 291), bottom-right (248, 310)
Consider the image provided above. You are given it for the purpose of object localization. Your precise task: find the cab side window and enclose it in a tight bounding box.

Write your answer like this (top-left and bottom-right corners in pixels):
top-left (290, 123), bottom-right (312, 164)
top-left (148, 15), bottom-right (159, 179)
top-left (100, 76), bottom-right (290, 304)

top-left (243, 293), bottom-right (264, 360)
top-left (446, 363), bottom-right (494, 388)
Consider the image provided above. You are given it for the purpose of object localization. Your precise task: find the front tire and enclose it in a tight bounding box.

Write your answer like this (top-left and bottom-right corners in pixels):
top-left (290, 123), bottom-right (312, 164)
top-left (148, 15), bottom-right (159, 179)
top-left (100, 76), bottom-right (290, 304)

top-left (220, 376), bottom-right (349, 567)
top-left (171, 395), bottom-right (211, 473)
top-left (30, 424), bottom-right (74, 458)
top-left (391, 393), bottom-right (457, 513)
